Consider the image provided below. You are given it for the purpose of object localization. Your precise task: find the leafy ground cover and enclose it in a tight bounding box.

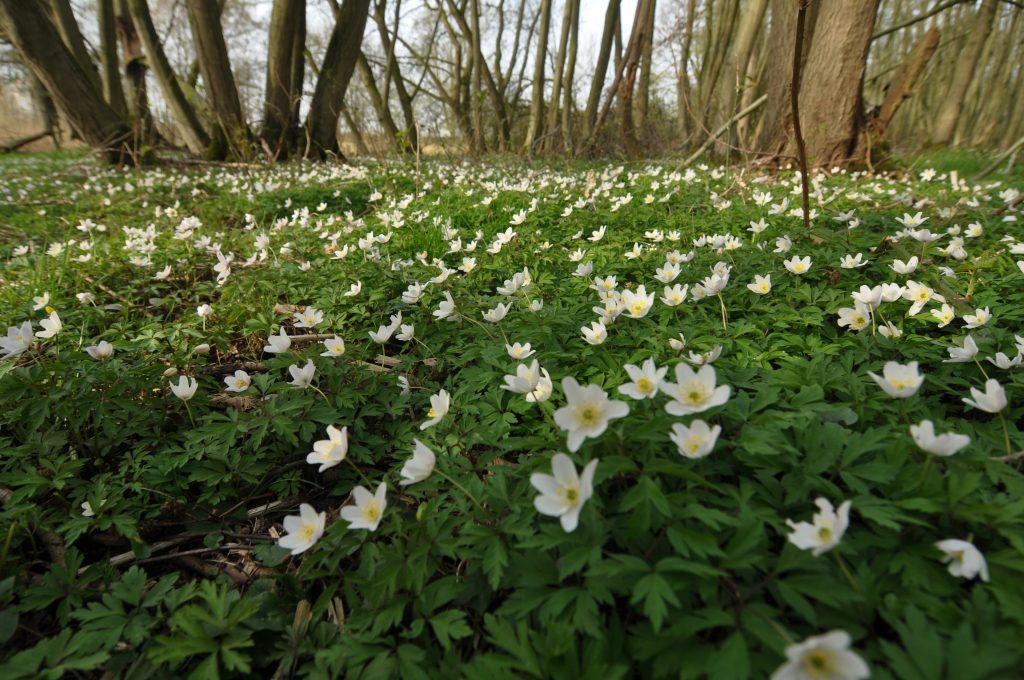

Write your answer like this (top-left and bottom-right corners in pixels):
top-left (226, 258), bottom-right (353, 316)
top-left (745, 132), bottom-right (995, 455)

top-left (1, 152), bottom-right (1023, 679)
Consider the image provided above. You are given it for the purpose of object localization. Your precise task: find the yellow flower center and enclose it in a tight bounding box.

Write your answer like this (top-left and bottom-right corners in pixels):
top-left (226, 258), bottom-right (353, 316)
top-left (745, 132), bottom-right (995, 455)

top-left (888, 378), bottom-right (909, 391)
top-left (362, 501), bottom-right (381, 523)
top-left (686, 438), bottom-right (702, 454)
top-left (565, 487), bottom-right (579, 503)
top-left (817, 526), bottom-right (833, 542)
top-left (299, 523), bottom-right (317, 541)
top-left (802, 649), bottom-right (836, 678)
top-left (759, 282), bottom-right (770, 292)
top-left (577, 405), bottom-right (599, 426)
top-left (428, 407), bottom-right (438, 418)
top-left (630, 301), bottom-right (647, 315)
top-left (636, 377), bottom-right (654, 394)
top-left (683, 382), bottom-right (710, 405)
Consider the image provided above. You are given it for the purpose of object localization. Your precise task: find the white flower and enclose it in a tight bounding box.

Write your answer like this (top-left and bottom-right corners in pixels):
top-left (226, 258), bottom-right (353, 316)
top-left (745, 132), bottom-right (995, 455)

top-left (850, 285), bottom-right (882, 310)
top-left (369, 322), bottom-right (396, 344)
top-left (433, 291), bottom-right (458, 321)
top-left (880, 282), bottom-right (905, 302)
top-left (526, 368), bottom-right (553, 403)
top-left (931, 303), bottom-right (956, 328)
top-left (482, 302), bottom-right (510, 323)
top-left (81, 501), bottom-right (96, 517)
top-left (554, 377), bottom-right (630, 452)
top-left (264, 328), bottom-right (292, 354)
top-left (944, 335), bottom-right (979, 363)
top-left (890, 256), bottom-right (919, 275)
top-left (618, 358), bottom-right (666, 400)
top-left (402, 282), bottom-right (426, 304)
top-left (345, 281), bottom-right (362, 296)
top-left (654, 262), bottom-right (680, 283)
top-left (340, 482), bottom-right (387, 531)
top-left (83, 340), bottom-right (114, 360)
top-left (530, 453), bottom-right (598, 532)
top-left (839, 253), bottom-right (868, 269)
top-left (660, 284), bottom-right (688, 306)
top-left (306, 425), bottom-right (348, 472)
top-left (962, 378), bottom-right (1007, 413)
top-left (196, 304), bottom-right (213, 318)
top-left (783, 255), bottom-right (811, 275)
top-left (685, 346), bottom-right (723, 366)
top-left (770, 630), bottom-right (869, 680)
top-left (293, 307), bottom-right (323, 328)
top-left (903, 280), bottom-right (944, 316)
top-left (747, 274), bottom-right (772, 295)
top-left (1, 321), bottom-right (34, 359)
top-left (397, 375), bottom-right (411, 394)
top-left (399, 439), bottom-right (436, 486)
top-left (774, 235), bottom-right (793, 253)
top-left (988, 352), bottom-right (1022, 370)
top-left (897, 211), bottom-right (927, 228)
top-left (169, 376), bottom-right (198, 401)
top-left (963, 307), bottom-right (990, 329)
top-left (660, 363), bottom-right (731, 416)
top-left (910, 420), bottom-right (969, 457)
top-left (502, 360), bottom-right (542, 395)
top-left (620, 285), bottom-right (655, 318)
top-left (581, 320), bottom-right (608, 345)
top-left (224, 370), bottom-right (251, 392)
top-left (37, 311), bottom-right (62, 339)
top-left (506, 342), bottom-right (535, 360)
top-left (669, 420), bottom-right (721, 459)
top-left (786, 498), bottom-right (852, 556)
top-left (420, 389), bottom-right (451, 430)
top-left (32, 292), bottom-right (50, 310)
top-left (278, 503), bottom-right (326, 555)
top-left (934, 539), bottom-right (989, 582)
top-left (868, 361), bottom-right (924, 398)
top-left (76, 292), bottom-right (95, 305)
top-left (529, 299), bottom-right (544, 312)
top-left (288, 360), bottom-right (316, 388)
top-left (321, 336), bottom-right (346, 357)
top-left (154, 265), bottom-right (172, 280)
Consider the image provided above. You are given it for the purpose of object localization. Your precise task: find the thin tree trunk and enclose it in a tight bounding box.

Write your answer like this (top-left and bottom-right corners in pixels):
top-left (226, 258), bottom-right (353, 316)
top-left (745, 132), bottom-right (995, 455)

top-left (873, 27), bottom-right (940, 136)
top-left (304, 0), bottom-right (371, 159)
top-left (97, 0), bottom-right (127, 117)
top-left (675, 0), bottom-right (697, 138)
top-left (185, 0), bottom-right (248, 158)
top-left (127, 0), bottom-right (209, 154)
top-left (523, 0), bottom-right (552, 153)
top-left (931, 0), bottom-right (997, 145)
top-left (708, 0), bottom-right (768, 155)
top-left (1, 0), bottom-right (131, 163)
top-left (583, 0), bottom-right (621, 139)
top-left (634, 0), bottom-right (656, 132)
top-left (356, 51), bottom-right (401, 151)
top-left (544, 0), bottom-right (574, 150)
top-left (560, 0), bottom-right (580, 152)
top-left (262, 0), bottom-right (305, 159)
top-left (115, 0), bottom-right (155, 148)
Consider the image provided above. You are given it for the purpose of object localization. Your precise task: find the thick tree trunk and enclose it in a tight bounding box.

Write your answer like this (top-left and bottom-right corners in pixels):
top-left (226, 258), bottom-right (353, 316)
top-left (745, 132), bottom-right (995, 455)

top-left (262, 0), bottom-right (305, 159)
top-left (97, 0), bottom-right (127, 117)
top-left (523, 0), bottom-right (552, 153)
top-left (127, 0), bottom-right (209, 154)
top-left (115, 0), bottom-right (155, 147)
top-left (185, 0), bottom-right (248, 158)
top-left (777, 0), bottom-right (881, 167)
top-left (50, 0), bottom-right (102, 92)
top-left (614, 0), bottom-right (654, 154)
top-left (583, 0), bottom-right (620, 139)
top-left (1, 0), bottom-right (131, 163)
top-left (931, 0), bottom-right (997, 145)
top-left (304, 0), bottom-right (371, 159)
top-left (27, 71), bottom-right (59, 147)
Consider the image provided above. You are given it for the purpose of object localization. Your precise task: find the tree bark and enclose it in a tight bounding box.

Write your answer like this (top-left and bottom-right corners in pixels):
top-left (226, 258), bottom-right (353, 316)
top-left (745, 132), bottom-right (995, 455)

top-left (115, 0), bottom-right (155, 148)
top-left (97, 0), bottom-right (127, 117)
top-left (185, 0), bottom-right (248, 158)
top-left (930, 0), bottom-right (997, 145)
top-left (1, 0), bottom-right (131, 163)
top-left (560, 0), bottom-right (580, 152)
top-left (708, 0), bottom-right (768, 156)
top-left (304, 0), bottom-right (371, 159)
top-left (675, 0), bottom-right (697, 138)
top-left (50, 0), bottom-right (102, 92)
top-left (262, 0), bottom-right (305, 159)
top-left (356, 51), bottom-right (401, 151)
top-left (635, 0), bottom-right (656, 132)
top-left (127, 0), bottom-right (210, 154)
top-left (583, 0), bottom-right (621, 139)
top-left (373, 0), bottom-right (418, 152)
top-left (544, 0), bottom-right (574, 150)
top-left (523, 0), bottom-right (552, 153)
top-left (873, 26), bottom-right (940, 136)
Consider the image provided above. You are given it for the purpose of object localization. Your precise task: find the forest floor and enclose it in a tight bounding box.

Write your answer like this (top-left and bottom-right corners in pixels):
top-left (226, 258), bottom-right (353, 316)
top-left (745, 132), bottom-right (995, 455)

top-left (1, 150), bottom-right (1023, 678)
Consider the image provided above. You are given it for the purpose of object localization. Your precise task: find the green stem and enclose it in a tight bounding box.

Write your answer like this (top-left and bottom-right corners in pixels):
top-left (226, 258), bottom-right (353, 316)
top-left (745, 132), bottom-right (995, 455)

top-left (998, 412), bottom-right (1013, 457)
top-left (345, 457), bottom-right (375, 488)
top-left (435, 468), bottom-right (489, 515)
top-left (833, 551), bottom-right (860, 593)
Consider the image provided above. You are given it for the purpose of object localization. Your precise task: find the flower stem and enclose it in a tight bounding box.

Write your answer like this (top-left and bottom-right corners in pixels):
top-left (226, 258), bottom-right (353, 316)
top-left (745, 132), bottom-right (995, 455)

top-left (435, 468), bottom-right (488, 515)
top-left (345, 457), bottom-right (375, 488)
top-left (833, 552), bottom-right (860, 593)
top-left (998, 412), bottom-right (1013, 457)
top-left (717, 293), bottom-right (728, 333)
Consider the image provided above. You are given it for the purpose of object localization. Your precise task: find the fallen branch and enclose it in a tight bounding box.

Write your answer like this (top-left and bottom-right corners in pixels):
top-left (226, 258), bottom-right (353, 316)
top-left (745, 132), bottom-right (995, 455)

top-left (0, 129), bottom-right (52, 153)
top-left (683, 94), bottom-right (767, 166)
top-left (976, 134), bottom-right (1024, 181)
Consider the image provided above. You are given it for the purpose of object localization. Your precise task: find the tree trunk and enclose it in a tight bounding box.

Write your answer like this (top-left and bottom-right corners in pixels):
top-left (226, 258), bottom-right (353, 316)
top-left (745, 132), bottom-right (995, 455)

top-left (1, 0), bottom-right (131, 163)
top-left (634, 0), bottom-right (656, 132)
top-left (675, 0), bottom-right (697, 139)
top-left (304, 0), bottom-right (371, 159)
top-left (560, 0), bottom-right (580, 152)
top-left (115, 0), bottom-right (155, 148)
top-left (614, 0), bottom-right (654, 154)
top-left (262, 0), bottom-right (305, 159)
top-left (544, 0), bottom-right (575, 150)
top-left (28, 71), bottom-right (60, 147)
top-left (356, 51), bottom-right (401, 151)
top-left (523, 0), bottom-right (552, 153)
top-left (873, 26), bottom-right (940, 136)
top-left (97, 0), bottom-right (127, 117)
top-left (185, 0), bottom-right (248, 158)
top-left (776, 0), bottom-right (881, 167)
top-left (930, 0), bottom-right (997, 145)
top-left (50, 0), bottom-right (102, 92)
top-left (583, 0), bottom-right (620, 139)
top-left (708, 0), bottom-right (768, 156)
top-left (127, 0), bottom-right (210, 154)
